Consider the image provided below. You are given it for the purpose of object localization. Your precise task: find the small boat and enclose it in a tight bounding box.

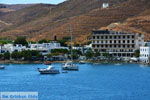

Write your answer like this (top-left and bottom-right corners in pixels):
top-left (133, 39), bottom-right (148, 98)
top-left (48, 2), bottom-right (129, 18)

top-left (0, 66), bottom-right (5, 69)
top-left (38, 66), bottom-right (60, 74)
top-left (44, 61), bottom-right (52, 65)
top-left (79, 61), bottom-right (86, 64)
top-left (62, 61), bottom-right (78, 71)
top-left (115, 63), bottom-right (122, 66)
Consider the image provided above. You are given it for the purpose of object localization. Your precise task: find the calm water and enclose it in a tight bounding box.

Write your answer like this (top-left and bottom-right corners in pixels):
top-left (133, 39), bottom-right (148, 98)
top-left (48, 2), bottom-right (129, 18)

top-left (0, 63), bottom-right (150, 100)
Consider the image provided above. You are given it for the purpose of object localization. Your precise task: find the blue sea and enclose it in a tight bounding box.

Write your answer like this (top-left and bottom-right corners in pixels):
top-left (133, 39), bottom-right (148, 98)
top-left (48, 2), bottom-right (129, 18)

top-left (0, 63), bottom-right (150, 100)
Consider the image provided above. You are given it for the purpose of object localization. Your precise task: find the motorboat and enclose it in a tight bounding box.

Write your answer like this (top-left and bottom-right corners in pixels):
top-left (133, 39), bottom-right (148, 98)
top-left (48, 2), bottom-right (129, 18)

top-left (0, 66), bottom-right (5, 69)
top-left (38, 66), bottom-right (60, 74)
top-left (62, 61), bottom-right (78, 71)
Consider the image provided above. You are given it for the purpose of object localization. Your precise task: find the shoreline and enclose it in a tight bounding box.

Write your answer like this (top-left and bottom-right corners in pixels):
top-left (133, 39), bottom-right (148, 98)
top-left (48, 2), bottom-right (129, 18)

top-left (0, 60), bottom-right (149, 65)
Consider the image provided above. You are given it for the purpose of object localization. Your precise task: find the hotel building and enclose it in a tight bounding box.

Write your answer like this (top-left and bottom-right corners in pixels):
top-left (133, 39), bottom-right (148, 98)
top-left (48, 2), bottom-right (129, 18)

top-left (91, 30), bottom-right (144, 57)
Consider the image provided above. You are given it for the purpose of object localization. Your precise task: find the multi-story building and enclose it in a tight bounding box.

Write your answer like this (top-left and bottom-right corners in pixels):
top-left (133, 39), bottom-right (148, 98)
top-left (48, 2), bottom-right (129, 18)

top-left (91, 30), bottom-right (144, 57)
top-left (140, 42), bottom-right (150, 63)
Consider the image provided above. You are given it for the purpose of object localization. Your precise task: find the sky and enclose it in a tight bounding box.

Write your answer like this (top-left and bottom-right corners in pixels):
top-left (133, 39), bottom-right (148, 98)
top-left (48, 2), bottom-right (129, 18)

top-left (0, 0), bottom-right (66, 4)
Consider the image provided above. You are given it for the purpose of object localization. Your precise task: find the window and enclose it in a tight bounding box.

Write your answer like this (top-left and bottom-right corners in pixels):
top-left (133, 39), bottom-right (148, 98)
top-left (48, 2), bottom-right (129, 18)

top-left (132, 40), bottom-right (134, 43)
top-left (93, 36), bottom-right (95, 39)
top-left (123, 36), bottom-right (126, 39)
top-left (110, 36), bottom-right (112, 39)
top-left (110, 40), bottom-right (112, 43)
top-left (123, 40), bottom-right (125, 43)
top-left (105, 36), bottom-right (108, 39)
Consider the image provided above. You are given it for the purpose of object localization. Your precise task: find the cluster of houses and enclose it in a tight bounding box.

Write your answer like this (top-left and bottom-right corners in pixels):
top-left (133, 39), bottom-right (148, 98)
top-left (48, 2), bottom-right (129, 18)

top-left (0, 29), bottom-right (149, 64)
top-left (91, 29), bottom-right (150, 64)
top-left (0, 42), bottom-right (68, 55)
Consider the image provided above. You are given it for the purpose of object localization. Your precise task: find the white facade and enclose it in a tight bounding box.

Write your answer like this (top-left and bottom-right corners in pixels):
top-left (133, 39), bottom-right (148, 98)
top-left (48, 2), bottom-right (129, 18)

top-left (140, 47), bottom-right (150, 63)
top-left (29, 43), bottom-right (68, 55)
top-left (3, 44), bottom-right (27, 53)
top-left (0, 42), bottom-right (68, 55)
top-left (102, 3), bottom-right (109, 8)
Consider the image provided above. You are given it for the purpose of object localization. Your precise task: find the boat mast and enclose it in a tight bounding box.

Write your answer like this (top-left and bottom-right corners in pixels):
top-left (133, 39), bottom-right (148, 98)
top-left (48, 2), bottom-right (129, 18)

top-left (69, 24), bottom-right (73, 62)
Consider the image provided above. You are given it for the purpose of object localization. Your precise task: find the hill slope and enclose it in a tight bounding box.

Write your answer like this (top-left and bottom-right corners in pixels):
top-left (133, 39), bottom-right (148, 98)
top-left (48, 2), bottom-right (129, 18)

top-left (0, 0), bottom-right (149, 43)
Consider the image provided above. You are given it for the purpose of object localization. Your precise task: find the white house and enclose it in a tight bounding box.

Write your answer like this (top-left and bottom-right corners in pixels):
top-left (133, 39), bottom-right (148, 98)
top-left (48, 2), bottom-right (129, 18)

top-left (140, 47), bottom-right (150, 63)
top-left (102, 3), bottom-right (109, 8)
top-left (3, 44), bottom-right (27, 53)
top-left (29, 42), bottom-right (68, 55)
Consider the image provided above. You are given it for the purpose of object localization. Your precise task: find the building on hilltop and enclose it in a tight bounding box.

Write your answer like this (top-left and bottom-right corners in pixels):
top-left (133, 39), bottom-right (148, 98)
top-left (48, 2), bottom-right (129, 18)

top-left (91, 30), bottom-right (144, 57)
top-left (102, 3), bottom-right (109, 8)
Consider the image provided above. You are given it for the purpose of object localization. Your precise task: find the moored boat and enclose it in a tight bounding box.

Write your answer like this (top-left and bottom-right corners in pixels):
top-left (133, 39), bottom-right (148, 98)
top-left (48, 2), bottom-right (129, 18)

top-left (38, 66), bottom-right (60, 74)
top-left (0, 66), bottom-right (5, 69)
top-left (62, 61), bottom-right (78, 71)
top-left (79, 60), bottom-right (86, 64)
top-left (44, 61), bottom-right (52, 65)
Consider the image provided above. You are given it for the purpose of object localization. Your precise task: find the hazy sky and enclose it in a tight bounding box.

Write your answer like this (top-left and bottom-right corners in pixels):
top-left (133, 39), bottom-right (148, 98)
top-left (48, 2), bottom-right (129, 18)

top-left (0, 0), bottom-right (66, 4)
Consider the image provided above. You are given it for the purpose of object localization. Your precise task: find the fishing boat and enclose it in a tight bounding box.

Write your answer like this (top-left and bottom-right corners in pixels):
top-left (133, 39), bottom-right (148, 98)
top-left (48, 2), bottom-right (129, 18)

top-left (38, 66), bottom-right (60, 74)
top-left (0, 66), bottom-right (5, 69)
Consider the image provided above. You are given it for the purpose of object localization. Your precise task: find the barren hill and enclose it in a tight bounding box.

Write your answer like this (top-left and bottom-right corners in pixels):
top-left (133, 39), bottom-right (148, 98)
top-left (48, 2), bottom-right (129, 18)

top-left (0, 0), bottom-right (149, 44)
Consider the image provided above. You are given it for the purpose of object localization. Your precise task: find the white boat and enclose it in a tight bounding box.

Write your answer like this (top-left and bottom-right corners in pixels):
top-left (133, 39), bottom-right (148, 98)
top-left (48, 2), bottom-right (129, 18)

top-left (62, 25), bottom-right (79, 71)
top-left (38, 66), bottom-right (60, 74)
top-left (0, 66), bottom-right (5, 69)
top-left (62, 61), bottom-right (78, 71)
top-left (79, 60), bottom-right (86, 64)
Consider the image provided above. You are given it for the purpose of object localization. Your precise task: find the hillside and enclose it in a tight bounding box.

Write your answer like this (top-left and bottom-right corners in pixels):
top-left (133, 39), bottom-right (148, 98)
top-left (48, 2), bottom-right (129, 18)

top-left (0, 0), bottom-right (149, 44)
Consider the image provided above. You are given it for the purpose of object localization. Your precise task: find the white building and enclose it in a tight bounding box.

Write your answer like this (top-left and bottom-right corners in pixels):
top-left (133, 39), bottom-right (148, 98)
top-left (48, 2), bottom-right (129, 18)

top-left (0, 42), bottom-right (68, 55)
top-left (91, 30), bottom-right (144, 57)
top-left (102, 3), bottom-right (109, 8)
top-left (140, 44), bottom-right (150, 64)
top-left (29, 42), bottom-right (68, 55)
top-left (3, 44), bottom-right (27, 53)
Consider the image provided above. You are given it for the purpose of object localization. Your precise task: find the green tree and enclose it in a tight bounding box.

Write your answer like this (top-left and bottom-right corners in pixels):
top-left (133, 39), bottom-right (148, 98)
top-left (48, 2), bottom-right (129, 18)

top-left (51, 49), bottom-right (69, 54)
top-left (94, 51), bottom-right (101, 57)
top-left (134, 50), bottom-right (140, 57)
top-left (0, 54), bottom-right (3, 60)
top-left (14, 37), bottom-right (28, 46)
top-left (11, 51), bottom-right (22, 60)
top-left (102, 52), bottom-right (110, 58)
top-left (57, 37), bottom-right (71, 46)
top-left (85, 50), bottom-right (94, 59)
top-left (21, 50), bottom-right (43, 61)
top-left (3, 52), bottom-right (10, 60)
top-left (38, 39), bottom-right (49, 44)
